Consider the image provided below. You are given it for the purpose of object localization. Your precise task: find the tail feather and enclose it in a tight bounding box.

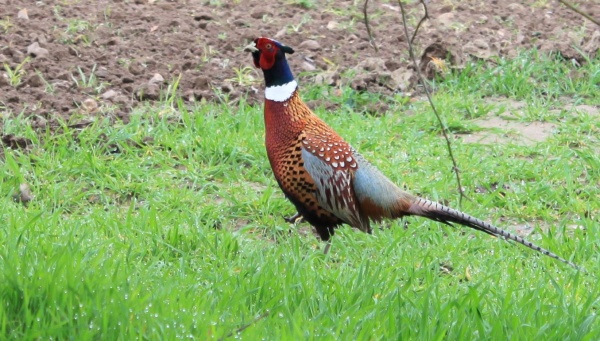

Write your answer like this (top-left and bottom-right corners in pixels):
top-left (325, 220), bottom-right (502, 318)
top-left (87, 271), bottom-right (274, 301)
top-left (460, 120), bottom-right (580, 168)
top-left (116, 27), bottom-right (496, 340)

top-left (407, 198), bottom-right (580, 270)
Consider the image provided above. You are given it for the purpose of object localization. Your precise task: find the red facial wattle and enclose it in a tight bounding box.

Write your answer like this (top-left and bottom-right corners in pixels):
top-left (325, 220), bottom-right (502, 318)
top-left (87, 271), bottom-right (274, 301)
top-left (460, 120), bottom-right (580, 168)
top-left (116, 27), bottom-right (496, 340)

top-left (257, 39), bottom-right (277, 70)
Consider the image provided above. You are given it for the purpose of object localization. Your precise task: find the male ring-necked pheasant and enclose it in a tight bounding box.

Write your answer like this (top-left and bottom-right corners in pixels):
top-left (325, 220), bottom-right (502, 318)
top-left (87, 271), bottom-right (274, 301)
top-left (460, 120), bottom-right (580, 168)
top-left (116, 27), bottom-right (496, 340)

top-left (245, 37), bottom-right (578, 269)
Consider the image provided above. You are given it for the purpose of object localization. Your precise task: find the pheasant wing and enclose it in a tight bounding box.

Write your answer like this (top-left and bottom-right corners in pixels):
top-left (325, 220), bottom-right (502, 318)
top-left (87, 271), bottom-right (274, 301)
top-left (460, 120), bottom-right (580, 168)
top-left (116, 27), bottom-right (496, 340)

top-left (300, 132), bottom-right (370, 232)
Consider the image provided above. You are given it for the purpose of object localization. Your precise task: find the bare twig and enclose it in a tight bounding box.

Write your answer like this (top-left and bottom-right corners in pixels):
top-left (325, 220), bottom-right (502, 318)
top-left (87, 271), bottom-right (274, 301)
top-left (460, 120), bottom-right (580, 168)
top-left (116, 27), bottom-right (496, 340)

top-left (410, 0), bottom-right (429, 46)
top-left (397, 0), bottom-right (468, 205)
top-left (363, 0), bottom-right (379, 52)
top-left (218, 311), bottom-right (270, 340)
top-left (557, 0), bottom-right (600, 26)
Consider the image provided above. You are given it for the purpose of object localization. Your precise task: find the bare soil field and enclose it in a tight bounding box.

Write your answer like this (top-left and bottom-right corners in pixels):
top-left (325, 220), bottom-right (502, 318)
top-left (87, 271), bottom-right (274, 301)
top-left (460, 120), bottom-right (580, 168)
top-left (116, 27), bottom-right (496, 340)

top-left (0, 0), bottom-right (598, 128)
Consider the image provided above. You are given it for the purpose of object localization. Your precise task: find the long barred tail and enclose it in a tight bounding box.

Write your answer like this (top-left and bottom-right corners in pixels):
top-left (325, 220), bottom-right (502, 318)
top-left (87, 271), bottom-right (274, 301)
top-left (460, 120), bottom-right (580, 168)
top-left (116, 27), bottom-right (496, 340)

top-left (407, 197), bottom-right (580, 270)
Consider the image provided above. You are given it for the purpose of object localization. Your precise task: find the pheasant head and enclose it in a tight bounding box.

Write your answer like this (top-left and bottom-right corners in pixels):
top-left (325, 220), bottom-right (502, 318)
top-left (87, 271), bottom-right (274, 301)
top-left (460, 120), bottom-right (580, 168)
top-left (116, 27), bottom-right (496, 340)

top-left (245, 37), bottom-right (297, 102)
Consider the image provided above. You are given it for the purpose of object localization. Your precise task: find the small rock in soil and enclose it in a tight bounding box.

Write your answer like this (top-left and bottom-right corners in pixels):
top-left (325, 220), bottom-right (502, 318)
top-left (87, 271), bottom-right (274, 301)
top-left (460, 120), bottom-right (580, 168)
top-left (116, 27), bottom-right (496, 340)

top-left (13, 183), bottom-right (33, 205)
top-left (221, 82), bottom-right (234, 93)
top-left (149, 73), bottom-right (164, 85)
top-left (193, 76), bottom-right (211, 90)
top-left (31, 115), bottom-right (47, 129)
top-left (315, 71), bottom-right (339, 86)
top-left (0, 74), bottom-right (9, 87)
top-left (17, 8), bottom-right (29, 20)
top-left (114, 95), bottom-right (129, 104)
top-left (183, 89), bottom-right (196, 102)
top-left (583, 30), bottom-right (600, 55)
top-left (82, 98), bottom-right (98, 113)
top-left (26, 42), bottom-right (49, 59)
top-left (135, 83), bottom-right (160, 100)
top-left (274, 27), bottom-right (287, 38)
top-left (101, 89), bottom-right (118, 100)
top-left (365, 102), bottom-right (390, 116)
top-left (299, 40), bottom-right (321, 51)
top-left (250, 10), bottom-right (270, 19)
top-left (390, 68), bottom-right (413, 91)
top-left (68, 46), bottom-right (79, 56)
top-left (128, 61), bottom-right (145, 75)
top-left (346, 34), bottom-right (359, 42)
top-left (233, 19), bottom-right (248, 27)
top-left (464, 39), bottom-right (495, 59)
top-left (301, 61), bottom-right (316, 72)
top-left (350, 74), bottom-right (373, 91)
top-left (385, 60), bottom-right (401, 71)
top-left (26, 74), bottom-right (43, 87)
top-left (9, 48), bottom-right (25, 62)
top-left (353, 57), bottom-right (387, 73)
top-left (435, 12), bottom-right (455, 29)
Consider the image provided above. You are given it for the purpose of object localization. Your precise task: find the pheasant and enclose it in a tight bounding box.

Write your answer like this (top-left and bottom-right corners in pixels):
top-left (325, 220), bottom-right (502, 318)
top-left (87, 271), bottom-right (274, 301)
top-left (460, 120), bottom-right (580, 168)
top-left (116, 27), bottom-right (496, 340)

top-left (245, 37), bottom-right (578, 269)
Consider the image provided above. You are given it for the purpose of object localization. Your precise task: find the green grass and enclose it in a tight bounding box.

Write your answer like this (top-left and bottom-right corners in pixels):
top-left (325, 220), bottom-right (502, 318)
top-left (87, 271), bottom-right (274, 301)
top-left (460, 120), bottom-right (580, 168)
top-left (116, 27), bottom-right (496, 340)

top-left (441, 50), bottom-right (600, 105)
top-left (0, 52), bottom-right (599, 339)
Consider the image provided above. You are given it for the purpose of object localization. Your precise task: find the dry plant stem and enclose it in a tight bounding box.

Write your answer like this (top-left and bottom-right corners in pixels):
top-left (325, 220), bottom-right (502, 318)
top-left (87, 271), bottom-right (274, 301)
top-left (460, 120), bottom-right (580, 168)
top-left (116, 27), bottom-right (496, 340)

top-left (363, 0), bottom-right (379, 52)
top-left (218, 311), bottom-right (270, 340)
top-left (397, 0), bottom-right (469, 205)
top-left (557, 0), bottom-right (600, 26)
top-left (410, 0), bottom-right (430, 46)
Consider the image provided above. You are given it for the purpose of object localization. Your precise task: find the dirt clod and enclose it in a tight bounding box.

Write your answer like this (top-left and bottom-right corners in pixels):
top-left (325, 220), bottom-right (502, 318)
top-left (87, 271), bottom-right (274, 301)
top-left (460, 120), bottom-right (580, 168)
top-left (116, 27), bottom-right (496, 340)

top-left (299, 40), bottom-right (321, 51)
top-left (26, 42), bottom-right (49, 59)
top-left (17, 8), bottom-right (29, 20)
top-left (1, 134), bottom-right (32, 150)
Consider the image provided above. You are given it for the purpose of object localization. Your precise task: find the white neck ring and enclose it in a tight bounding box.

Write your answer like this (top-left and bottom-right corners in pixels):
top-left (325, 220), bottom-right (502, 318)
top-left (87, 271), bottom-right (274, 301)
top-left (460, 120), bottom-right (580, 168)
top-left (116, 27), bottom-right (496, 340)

top-left (265, 80), bottom-right (297, 102)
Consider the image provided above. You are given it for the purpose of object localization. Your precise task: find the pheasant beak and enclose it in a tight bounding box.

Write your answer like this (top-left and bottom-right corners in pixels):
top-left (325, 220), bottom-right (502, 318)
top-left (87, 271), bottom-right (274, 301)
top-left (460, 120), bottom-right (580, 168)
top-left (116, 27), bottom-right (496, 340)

top-left (244, 42), bottom-right (259, 53)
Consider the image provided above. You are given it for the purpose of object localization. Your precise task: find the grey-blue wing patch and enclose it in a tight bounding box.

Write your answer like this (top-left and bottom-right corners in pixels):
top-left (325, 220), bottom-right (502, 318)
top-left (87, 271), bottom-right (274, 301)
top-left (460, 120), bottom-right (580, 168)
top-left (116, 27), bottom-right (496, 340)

top-left (301, 147), bottom-right (368, 230)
